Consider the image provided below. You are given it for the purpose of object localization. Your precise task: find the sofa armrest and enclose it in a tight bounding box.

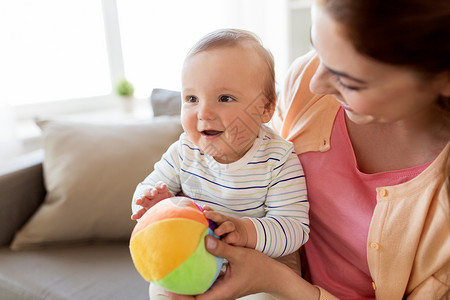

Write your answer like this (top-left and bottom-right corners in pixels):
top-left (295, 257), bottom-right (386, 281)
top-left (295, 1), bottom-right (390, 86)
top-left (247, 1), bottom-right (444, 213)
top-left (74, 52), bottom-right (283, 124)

top-left (0, 150), bottom-right (46, 246)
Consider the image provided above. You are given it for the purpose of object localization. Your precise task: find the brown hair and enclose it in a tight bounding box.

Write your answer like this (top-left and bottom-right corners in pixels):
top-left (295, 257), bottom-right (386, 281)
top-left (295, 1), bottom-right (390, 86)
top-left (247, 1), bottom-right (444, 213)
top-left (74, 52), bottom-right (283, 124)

top-left (186, 28), bottom-right (276, 107)
top-left (316, 0), bottom-right (450, 110)
top-left (445, 150), bottom-right (450, 192)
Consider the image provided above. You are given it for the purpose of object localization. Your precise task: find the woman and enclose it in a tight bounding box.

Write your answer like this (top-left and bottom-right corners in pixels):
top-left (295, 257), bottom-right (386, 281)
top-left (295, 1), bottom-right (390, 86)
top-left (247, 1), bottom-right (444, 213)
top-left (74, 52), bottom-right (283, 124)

top-left (170, 0), bottom-right (450, 299)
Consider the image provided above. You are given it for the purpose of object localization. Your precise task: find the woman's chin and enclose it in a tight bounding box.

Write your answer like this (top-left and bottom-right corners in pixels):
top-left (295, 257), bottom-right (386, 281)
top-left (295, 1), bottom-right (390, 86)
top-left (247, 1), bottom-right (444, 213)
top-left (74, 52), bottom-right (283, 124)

top-left (344, 110), bottom-right (376, 125)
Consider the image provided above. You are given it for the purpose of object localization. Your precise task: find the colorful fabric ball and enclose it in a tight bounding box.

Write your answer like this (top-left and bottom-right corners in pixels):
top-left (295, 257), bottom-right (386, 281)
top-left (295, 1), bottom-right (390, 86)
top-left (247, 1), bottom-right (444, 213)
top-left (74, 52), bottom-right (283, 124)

top-left (129, 197), bottom-right (224, 295)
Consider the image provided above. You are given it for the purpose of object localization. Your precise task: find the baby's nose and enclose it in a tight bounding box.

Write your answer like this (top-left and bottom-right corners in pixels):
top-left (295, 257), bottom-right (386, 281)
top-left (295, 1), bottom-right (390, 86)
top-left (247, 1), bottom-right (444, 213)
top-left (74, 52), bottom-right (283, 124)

top-left (198, 102), bottom-right (215, 120)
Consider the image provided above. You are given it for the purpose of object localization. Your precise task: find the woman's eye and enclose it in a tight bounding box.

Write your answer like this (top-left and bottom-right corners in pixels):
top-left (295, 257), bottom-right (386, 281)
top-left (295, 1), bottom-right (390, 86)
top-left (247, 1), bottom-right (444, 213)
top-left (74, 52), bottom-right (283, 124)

top-left (335, 76), bottom-right (361, 91)
top-left (219, 95), bottom-right (234, 102)
top-left (185, 96), bottom-right (198, 103)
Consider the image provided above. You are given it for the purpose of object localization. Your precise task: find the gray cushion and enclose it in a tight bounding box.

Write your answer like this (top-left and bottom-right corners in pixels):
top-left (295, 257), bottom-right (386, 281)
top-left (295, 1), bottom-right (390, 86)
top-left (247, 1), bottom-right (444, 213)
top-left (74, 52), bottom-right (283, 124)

top-left (0, 150), bottom-right (45, 246)
top-left (150, 88), bottom-right (181, 116)
top-left (0, 244), bottom-right (148, 300)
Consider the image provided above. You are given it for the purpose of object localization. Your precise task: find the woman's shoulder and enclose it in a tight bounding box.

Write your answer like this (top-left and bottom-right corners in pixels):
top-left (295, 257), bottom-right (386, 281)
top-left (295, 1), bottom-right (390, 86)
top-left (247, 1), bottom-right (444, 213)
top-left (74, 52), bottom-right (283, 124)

top-left (272, 51), bottom-right (322, 132)
top-left (280, 51), bottom-right (319, 105)
top-left (274, 51), bottom-right (339, 154)
top-left (286, 50), bottom-right (319, 83)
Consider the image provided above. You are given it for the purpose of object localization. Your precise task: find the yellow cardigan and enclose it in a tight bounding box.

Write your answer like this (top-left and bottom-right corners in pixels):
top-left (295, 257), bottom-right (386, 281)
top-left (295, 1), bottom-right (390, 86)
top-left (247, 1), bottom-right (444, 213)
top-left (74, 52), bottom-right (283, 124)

top-left (271, 51), bottom-right (450, 300)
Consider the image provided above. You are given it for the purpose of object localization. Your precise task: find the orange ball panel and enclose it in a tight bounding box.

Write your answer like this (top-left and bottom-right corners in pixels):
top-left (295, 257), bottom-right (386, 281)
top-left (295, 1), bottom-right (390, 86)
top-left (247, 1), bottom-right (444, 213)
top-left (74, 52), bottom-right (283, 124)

top-left (131, 197), bottom-right (207, 238)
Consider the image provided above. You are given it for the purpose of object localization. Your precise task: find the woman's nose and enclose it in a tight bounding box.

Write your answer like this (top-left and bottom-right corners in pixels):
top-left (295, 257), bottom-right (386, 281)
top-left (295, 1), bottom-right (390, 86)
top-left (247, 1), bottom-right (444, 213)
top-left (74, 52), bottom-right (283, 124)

top-left (310, 62), bottom-right (339, 95)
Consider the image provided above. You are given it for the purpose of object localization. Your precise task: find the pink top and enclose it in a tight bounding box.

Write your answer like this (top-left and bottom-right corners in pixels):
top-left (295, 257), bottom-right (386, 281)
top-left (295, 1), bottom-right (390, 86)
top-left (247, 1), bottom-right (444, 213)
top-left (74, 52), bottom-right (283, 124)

top-left (299, 108), bottom-right (431, 300)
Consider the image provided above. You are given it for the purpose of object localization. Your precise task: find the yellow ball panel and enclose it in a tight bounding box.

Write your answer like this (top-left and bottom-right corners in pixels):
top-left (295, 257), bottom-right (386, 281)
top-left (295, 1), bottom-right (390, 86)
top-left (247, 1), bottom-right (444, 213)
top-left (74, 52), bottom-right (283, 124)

top-left (130, 218), bottom-right (207, 281)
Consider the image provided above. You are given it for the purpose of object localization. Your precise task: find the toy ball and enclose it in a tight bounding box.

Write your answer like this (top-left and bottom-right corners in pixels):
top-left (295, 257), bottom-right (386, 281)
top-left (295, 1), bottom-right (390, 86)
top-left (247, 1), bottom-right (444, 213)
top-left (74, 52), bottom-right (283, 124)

top-left (129, 197), bottom-right (224, 295)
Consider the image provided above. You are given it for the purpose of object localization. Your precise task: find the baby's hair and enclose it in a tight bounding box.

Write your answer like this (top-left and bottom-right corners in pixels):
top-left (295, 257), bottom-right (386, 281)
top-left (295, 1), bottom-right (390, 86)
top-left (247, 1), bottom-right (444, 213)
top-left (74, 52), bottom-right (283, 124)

top-left (186, 28), bottom-right (276, 107)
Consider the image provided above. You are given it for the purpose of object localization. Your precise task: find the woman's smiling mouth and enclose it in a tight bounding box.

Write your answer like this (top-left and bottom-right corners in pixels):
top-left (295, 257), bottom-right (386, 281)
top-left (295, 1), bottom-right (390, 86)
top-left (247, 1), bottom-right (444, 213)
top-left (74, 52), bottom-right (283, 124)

top-left (337, 101), bottom-right (353, 112)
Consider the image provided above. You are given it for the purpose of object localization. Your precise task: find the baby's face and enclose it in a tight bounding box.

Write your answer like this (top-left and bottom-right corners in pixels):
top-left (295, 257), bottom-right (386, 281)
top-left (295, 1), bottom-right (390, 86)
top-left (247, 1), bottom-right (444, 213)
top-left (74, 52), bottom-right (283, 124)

top-left (181, 45), bottom-right (272, 164)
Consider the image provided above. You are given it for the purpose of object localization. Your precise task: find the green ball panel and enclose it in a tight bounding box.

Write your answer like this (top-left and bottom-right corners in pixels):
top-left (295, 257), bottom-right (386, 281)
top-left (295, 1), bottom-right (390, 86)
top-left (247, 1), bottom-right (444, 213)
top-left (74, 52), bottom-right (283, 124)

top-left (155, 230), bottom-right (217, 295)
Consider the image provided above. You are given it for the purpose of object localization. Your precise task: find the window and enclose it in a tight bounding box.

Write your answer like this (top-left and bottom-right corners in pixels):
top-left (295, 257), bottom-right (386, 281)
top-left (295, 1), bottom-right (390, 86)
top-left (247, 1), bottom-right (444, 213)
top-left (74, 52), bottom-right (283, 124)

top-left (0, 1), bottom-right (111, 106)
top-left (1, 0), bottom-right (292, 120)
top-left (117, 0), bottom-right (289, 98)
top-left (1, 0), bottom-right (314, 162)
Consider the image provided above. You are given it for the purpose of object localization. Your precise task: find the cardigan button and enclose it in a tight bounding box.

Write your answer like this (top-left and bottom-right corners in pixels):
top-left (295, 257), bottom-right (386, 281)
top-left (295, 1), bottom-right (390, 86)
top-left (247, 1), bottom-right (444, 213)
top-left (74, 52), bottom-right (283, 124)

top-left (372, 281), bottom-right (377, 290)
top-left (379, 189), bottom-right (388, 197)
top-left (370, 242), bottom-right (380, 250)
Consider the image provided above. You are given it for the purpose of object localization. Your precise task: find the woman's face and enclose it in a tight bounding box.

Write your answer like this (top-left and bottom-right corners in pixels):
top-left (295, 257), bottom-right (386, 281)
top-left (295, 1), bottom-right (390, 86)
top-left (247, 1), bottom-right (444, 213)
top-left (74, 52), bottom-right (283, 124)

top-left (309, 3), bottom-right (448, 125)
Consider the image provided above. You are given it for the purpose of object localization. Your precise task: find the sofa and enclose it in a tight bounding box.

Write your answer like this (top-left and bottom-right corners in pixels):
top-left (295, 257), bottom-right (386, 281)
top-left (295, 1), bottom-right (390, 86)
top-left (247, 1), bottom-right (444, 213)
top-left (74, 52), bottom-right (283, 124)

top-left (0, 90), bottom-right (183, 300)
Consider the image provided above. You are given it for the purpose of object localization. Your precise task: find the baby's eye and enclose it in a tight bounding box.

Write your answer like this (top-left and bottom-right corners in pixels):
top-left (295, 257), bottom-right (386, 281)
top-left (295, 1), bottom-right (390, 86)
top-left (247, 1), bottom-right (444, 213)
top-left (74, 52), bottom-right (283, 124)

top-left (219, 95), bottom-right (235, 102)
top-left (185, 96), bottom-right (198, 103)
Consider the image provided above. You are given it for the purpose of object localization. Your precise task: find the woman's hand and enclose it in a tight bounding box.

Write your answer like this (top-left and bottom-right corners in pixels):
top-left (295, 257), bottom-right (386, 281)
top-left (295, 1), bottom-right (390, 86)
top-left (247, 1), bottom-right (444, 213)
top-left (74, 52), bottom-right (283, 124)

top-left (167, 236), bottom-right (273, 300)
top-left (167, 236), bottom-right (320, 300)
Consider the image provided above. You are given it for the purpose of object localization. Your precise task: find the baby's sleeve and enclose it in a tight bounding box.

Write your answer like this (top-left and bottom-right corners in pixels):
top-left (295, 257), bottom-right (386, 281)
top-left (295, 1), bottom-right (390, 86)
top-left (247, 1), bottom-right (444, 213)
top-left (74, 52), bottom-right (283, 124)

top-left (131, 140), bottom-right (183, 215)
top-left (249, 146), bottom-right (309, 257)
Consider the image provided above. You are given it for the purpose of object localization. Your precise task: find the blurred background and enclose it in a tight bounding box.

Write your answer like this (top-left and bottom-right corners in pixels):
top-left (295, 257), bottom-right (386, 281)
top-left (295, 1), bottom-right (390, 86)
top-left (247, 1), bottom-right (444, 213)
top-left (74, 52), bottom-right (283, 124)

top-left (0, 0), bottom-right (312, 164)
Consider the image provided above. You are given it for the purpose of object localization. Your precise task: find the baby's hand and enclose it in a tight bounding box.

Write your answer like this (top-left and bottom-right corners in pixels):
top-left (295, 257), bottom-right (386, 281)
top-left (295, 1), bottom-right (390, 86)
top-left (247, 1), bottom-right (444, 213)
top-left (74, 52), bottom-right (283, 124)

top-left (203, 208), bottom-right (256, 249)
top-left (131, 182), bottom-right (174, 220)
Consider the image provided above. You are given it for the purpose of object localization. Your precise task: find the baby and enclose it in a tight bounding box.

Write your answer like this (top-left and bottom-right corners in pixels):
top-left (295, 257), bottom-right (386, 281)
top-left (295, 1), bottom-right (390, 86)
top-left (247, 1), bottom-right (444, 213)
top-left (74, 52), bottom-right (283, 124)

top-left (131, 29), bottom-right (309, 295)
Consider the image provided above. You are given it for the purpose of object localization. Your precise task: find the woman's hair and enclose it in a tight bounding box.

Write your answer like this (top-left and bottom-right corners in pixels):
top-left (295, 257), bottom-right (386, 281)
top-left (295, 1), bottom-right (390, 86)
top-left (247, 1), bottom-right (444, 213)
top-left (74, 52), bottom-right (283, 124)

top-left (186, 28), bottom-right (276, 107)
top-left (316, 0), bottom-right (450, 110)
top-left (445, 150), bottom-right (450, 192)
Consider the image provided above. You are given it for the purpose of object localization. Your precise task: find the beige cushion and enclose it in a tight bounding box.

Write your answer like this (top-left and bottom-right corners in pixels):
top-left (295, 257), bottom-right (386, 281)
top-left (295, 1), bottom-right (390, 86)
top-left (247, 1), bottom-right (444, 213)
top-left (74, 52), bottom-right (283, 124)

top-left (11, 117), bottom-right (183, 250)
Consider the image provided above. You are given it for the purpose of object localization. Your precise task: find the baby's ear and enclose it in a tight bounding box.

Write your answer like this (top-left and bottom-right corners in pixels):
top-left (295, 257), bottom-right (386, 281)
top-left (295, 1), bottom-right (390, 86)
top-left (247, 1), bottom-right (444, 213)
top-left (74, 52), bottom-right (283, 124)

top-left (262, 98), bottom-right (276, 123)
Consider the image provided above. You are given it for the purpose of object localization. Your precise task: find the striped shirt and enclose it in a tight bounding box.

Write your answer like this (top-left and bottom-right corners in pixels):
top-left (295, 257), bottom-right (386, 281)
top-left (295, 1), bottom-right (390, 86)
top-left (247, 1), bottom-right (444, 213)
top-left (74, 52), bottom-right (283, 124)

top-left (132, 124), bottom-right (309, 257)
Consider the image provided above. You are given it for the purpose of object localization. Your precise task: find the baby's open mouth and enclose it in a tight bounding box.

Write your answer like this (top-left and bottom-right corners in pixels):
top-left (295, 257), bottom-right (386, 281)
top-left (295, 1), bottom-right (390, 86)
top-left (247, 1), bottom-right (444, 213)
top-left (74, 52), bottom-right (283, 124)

top-left (201, 130), bottom-right (222, 136)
